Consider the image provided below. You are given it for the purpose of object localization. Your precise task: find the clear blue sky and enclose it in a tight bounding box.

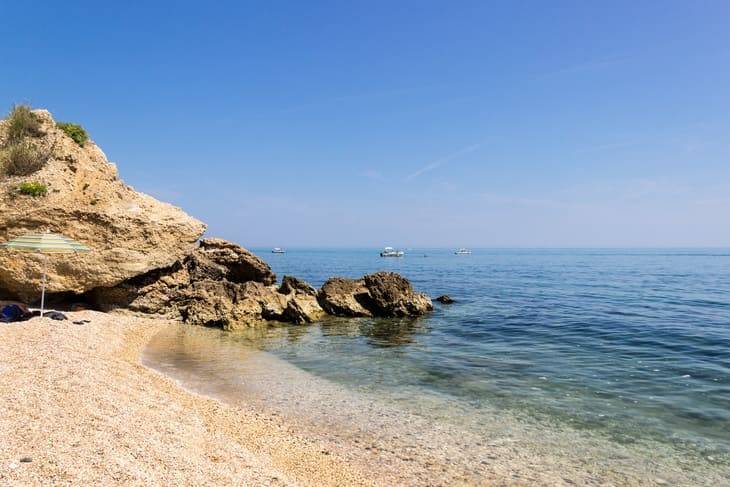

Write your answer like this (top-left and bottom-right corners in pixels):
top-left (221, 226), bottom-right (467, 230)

top-left (2, 1), bottom-right (729, 247)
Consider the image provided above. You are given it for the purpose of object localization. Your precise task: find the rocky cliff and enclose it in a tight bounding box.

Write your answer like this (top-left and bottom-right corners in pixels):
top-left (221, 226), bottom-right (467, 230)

top-left (0, 108), bottom-right (433, 327)
top-left (0, 110), bottom-right (206, 301)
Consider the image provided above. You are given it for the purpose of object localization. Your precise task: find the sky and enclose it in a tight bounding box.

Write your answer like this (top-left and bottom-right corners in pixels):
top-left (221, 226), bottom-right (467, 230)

top-left (2, 1), bottom-right (729, 247)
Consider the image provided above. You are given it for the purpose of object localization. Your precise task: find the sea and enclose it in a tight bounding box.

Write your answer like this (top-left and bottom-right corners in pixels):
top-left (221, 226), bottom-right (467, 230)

top-left (143, 248), bottom-right (730, 485)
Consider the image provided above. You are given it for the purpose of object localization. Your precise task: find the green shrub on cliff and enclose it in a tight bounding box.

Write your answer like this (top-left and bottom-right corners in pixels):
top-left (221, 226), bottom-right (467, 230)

top-left (57, 122), bottom-right (88, 146)
top-left (17, 181), bottom-right (48, 197)
top-left (0, 140), bottom-right (50, 176)
top-left (5, 104), bottom-right (42, 143)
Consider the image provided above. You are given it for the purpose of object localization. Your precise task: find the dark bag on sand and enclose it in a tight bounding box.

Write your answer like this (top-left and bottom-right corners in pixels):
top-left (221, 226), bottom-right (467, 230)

top-left (1, 304), bottom-right (26, 323)
top-left (43, 311), bottom-right (68, 321)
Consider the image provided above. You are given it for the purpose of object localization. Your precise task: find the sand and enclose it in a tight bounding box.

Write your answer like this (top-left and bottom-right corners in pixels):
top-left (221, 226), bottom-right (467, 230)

top-left (0, 311), bottom-right (374, 486)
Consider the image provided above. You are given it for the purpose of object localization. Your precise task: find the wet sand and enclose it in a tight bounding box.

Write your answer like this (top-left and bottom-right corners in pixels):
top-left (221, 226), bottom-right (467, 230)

top-left (0, 311), bottom-right (372, 486)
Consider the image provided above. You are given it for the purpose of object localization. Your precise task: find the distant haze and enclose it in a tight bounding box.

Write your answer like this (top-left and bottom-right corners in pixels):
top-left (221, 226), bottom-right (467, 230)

top-left (2, 1), bottom-right (729, 247)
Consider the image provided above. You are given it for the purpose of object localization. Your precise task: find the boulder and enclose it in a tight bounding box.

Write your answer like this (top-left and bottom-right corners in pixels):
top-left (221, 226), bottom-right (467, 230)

top-left (317, 273), bottom-right (432, 318)
top-left (87, 242), bottom-right (329, 329)
top-left (196, 238), bottom-right (276, 285)
top-left (317, 277), bottom-right (373, 317)
top-left (363, 272), bottom-right (433, 317)
top-left (279, 275), bottom-right (316, 296)
top-left (283, 294), bottom-right (326, 324)
top-left (88, 261), bottom-right (191, 314)
top-left (436, 294), bottom-right (455, 304)
top-left (0, 109), bottom-right (206, 301)
top-left (277, 276), bottom-right (324, 324)
top-left (89, 239), bottom-right (282, 327)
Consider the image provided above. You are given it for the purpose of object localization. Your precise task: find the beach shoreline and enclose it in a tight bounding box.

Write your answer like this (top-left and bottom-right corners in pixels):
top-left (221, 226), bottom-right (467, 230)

top-left (2, 310), bottom-right (725, 487)
top-left (0, 311), bottom-right (375, 486)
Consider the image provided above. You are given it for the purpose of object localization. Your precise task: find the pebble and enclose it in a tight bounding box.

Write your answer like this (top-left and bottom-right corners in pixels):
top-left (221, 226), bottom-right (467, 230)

top-left (19, 457), bottom-right (32, 463)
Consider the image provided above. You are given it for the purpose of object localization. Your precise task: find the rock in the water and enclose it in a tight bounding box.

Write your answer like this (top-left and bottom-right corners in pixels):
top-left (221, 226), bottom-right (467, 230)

top-left (317, 277), bottom-right (373, 317)
top-left (177, 280), bottom-right (287, 330)
top-left (283, 293), bottom-right (326, 324)
top-left (0, 109), bottom-right (206, 301)
top-left (436, 295), bottom-right (455, 304)
top-left (279, 275), bottom-right (316, 296)
top-left (363, 272), bottom-right (433, 317)
top-left (278, 276), bottom-right (324, 324)
top-left (318, 273), bottom-right (432, 318)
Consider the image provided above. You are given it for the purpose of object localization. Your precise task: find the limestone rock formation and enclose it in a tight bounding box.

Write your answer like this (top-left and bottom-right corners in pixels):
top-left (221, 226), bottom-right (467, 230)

top-left (0, 109), bottom-right (206, 301)
top-left (363, 272), bottom-right (433, 317)
top-left (277, 276), bottom-right (324, 324)
top-left (0, 108), bottom-right (433, 328)
top-left (179, 280), bottom-right (287, 330)
top-left (194, 238), bottom-right (276, 285)
top-left (317, 277), bottom-right (374, 317)
top-left (318, 273), bottom-right (432, 318)
top-left (279, 275), bottom-right (316, 296)
top-left (89, 242), bottom-right (326, 329)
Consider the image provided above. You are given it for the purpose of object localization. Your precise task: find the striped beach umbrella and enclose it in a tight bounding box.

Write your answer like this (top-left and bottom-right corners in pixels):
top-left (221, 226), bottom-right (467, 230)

top-left (1, 232), bottom-right (90, 316)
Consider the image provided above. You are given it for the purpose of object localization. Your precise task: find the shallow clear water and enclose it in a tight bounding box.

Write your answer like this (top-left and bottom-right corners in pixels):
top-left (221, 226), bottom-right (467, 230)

top-left (144, 248), bottom-right (730, 484)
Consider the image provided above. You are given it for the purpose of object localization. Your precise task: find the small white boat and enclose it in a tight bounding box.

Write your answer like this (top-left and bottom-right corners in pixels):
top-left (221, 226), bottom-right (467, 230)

top-left (271, 247), bottom-right (286, 254)
top-left (380, 246), bottom-right (404, 257)
top-left (455, 248), bottom-right (472, 255)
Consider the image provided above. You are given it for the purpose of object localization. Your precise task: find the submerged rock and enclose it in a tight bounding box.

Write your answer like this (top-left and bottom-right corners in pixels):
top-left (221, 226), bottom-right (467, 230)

top-left (436, 295), bottom-right (455, 304)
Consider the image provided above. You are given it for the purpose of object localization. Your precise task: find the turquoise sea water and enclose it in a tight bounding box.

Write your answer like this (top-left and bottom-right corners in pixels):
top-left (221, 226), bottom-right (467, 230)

top-left (145, 248), bottom-right (730, 484)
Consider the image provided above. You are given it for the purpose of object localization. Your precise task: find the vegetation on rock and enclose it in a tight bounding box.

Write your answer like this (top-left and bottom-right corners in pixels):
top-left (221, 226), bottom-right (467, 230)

top-left (5, 104), bottom-right (43, 143)
top-left (17, 181), bottom-right (48, 197)
top-left (0, 140), bottom-right (50, 176)
top-left (0, 104), bottom-right (49, 177)
top-left (57, 122), bottom-right (88, 146)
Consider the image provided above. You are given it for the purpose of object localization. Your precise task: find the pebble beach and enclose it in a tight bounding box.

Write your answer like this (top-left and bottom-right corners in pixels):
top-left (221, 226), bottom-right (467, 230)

top-left (0, 311), bottom-right (374, 486)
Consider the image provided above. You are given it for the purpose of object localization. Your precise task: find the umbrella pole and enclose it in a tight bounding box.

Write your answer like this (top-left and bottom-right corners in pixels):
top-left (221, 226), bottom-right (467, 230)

top-left (40, 258), bottom-right (46, 317)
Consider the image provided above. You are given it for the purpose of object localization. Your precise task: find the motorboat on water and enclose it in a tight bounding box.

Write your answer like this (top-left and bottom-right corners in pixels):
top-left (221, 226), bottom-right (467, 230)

top-left (380, 246), bottom-right (404, 257)
top-left (271, 247), bottom-right (286, 254)
top-left (455, 248), bottom-right (472, 255)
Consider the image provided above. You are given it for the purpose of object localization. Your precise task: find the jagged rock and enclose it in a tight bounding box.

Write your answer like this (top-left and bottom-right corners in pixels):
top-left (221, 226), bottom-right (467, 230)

top-left (279, 275), bottom-right (316, 296)
top-left (0, 109), bottom-right (206, 301)
top-left (197, 238), bottom-right (276, 285)
top-left (283, 294), bottom-right (326, 324)
top-left (436, 294), bottom-right (455, 304)
top-left (317, 277), bottom-right (373, 317)
top-left (317, 273), bottom-right (432, 318)
top-left (176, 280), bottom-right (285, 330)
top-left (88, 261), bottom-right (191, 314)
top-left (277, 276), bottom-right (324, 324)
top-left (363, 272), bottom-right (433, 317)
top-left (89, 241), bottom-right (281, 326)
